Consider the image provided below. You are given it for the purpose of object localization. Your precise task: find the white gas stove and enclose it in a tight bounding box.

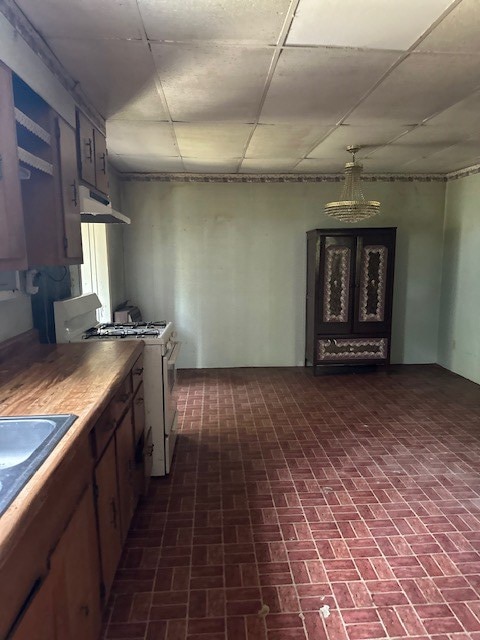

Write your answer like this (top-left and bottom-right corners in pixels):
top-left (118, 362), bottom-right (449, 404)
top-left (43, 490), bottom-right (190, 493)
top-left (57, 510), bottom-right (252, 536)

top-left (54, 294), bottom-right (180, 475)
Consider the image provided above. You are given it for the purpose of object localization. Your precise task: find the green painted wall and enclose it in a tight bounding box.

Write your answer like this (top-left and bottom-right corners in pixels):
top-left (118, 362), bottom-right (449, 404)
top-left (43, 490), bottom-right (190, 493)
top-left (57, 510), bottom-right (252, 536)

top-left (438, 173), bottom-right (480, 384)
top-left (122, 179), bottom-right (446, 369)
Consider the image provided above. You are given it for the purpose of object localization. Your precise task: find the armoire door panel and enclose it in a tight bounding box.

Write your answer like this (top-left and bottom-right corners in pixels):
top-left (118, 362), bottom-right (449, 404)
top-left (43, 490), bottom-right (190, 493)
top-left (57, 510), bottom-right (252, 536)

top-left (353, 231), bottom-right (396, 335)
top-left (317, 235), bottom-right (356, 334)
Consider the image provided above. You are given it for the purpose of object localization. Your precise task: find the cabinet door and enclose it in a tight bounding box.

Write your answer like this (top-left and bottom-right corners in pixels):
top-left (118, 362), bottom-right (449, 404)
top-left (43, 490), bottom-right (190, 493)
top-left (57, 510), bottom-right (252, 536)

top-left (77, 111), bottom-right (95, 187)
top-left (94, 129), bottom-right (109, 195)
top-left (57, 118), bottom-right (82, 261)
top-left (115, 408), bottom-right (136, 542)
top-left (133, 382), bottom-right (145, 443)
top-left (353, 230), bottom-right (396, 335)
top-left (0, 62), bottom-right (27, 270)
top-left (317, 234), bottom-right (356, 335)
top-left (49, 485), bottom-right (101, 640)
top-left (11, 574), bottom-right (56, 640)
top-left (95, 437), bottom-right (122, 601)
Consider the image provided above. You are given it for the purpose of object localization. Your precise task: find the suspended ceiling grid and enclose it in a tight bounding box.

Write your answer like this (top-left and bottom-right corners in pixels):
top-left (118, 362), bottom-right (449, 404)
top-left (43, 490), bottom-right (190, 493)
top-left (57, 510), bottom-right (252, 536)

top-left (13, 0), bottom-right (480, 174)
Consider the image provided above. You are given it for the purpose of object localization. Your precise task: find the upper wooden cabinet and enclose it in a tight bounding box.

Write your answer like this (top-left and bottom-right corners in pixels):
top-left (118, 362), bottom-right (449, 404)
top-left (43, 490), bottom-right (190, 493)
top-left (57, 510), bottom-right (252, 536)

top-left (0, 63), bottom-right (83, 270)
top-left (0, 62), bottom-right (27, 271)
top-left (57, 119), bottom-right (82, 261)
top-left (77, 109), bottom-right (109, 197)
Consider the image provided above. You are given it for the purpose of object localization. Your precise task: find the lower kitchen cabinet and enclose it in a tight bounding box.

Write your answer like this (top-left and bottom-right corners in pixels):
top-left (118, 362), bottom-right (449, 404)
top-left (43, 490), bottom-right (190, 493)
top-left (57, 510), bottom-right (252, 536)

top-left (94, 436), bottom-right (123, 602)
top-left (11, 485), bottom-right (101, 640)
top-left (50, 484), bottom-right (101, 640)
top-left (10, 573), bottom-right (56, 640)
top-left (116, 407), bottom-right (136, 542)
top-left (8, 356), bottom-right (146, 639)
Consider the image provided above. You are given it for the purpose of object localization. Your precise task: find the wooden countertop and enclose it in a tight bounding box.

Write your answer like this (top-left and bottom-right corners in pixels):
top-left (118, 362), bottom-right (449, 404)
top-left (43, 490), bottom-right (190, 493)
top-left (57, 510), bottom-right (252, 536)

top-left (0, 339), bottom-right (143, 564)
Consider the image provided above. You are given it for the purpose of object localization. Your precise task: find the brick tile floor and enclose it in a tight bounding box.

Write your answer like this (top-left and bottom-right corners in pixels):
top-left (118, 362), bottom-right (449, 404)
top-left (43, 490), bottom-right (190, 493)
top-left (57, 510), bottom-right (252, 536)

top-left (102, 365), bottom-right (480, 640)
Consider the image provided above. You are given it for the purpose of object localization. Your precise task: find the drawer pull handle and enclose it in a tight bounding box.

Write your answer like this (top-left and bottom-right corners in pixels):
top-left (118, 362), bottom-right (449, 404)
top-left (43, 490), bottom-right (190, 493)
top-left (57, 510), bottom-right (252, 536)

top-left (85, 137), bottom-right (93, 161)
top-left (135, 397), bottom-right (144, 405)
top-left (134, 367), bottom-right (144, 375)
top-left (80, 604), bottom-right (90, 617)
top-left (70, 180), bottom-right (78, 206)
top-left (145, 444), bottom-right (154, 457)
top-left (110, 498), bottom-right (118, 529)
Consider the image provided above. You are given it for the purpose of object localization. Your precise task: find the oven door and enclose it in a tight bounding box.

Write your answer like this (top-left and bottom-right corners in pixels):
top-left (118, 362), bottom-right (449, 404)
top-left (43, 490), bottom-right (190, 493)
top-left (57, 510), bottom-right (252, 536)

top-left (163, 341), bottom-right (181, 437)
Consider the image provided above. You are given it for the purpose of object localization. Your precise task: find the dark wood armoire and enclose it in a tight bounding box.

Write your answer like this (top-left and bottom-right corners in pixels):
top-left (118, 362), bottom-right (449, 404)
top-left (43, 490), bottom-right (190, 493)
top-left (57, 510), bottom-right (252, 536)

top-left (305, 227), bottom-right (396, 374)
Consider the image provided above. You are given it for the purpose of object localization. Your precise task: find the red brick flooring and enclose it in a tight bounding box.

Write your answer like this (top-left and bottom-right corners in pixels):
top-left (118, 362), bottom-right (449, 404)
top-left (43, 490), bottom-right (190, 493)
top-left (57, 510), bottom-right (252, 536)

top-left (102, 365), bottom-right (480, 640)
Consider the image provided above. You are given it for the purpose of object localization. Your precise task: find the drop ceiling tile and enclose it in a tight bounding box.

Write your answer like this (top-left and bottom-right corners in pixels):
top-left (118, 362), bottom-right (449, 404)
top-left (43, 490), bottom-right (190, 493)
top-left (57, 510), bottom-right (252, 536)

top-left (424, 91), bottom-right (480, 131)
top-left (260, 48), bottom-right (401, 124)
top-left (308, 124), bottom-right (413, 159)
top-left (174, 123), bottom-right (252, 158)
top-left (404, 139), bottom-right (480, 172)
top-left (109, 82), bottom-right (169, 121)
top-left (239, 159), bottom-right (300, 173)
top-left (364, 142), bottom-right (451, 168)
top-left (347, 52), bottom-right (480, 126)
top-left (182, 158), bottom-right (241, 173)
top-left (106, 121), bottom-right (177, 156)
top-left (47, 38), bottom-right (163, 119)
top-left (138, 0), bottom-right (291, 44)
top-left (151, 44), bottom-right (273, 122)
top-left (398, 157), bottom-right (451, 172)
top-left (417, 0), bottom-right (480, 53)
top-left (245, 124), bottom-right (333, 158)
top-left (287, 0), bottom-right (454, 50)
top-left (16, 0), bottom-right (142, 39)
top-left (392, 124), bottom-right (470, 148)
top-left (295, 158), bottom-right (343, 173)
top-left (109, 154), bottom-right (184, 173)
top-left (356, 153), bottom-right (424, 172)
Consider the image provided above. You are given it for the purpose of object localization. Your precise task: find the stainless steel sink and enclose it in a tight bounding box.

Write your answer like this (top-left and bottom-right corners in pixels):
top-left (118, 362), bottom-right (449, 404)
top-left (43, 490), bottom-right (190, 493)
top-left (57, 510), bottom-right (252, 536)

top-left (0, 415), bottom-right (77, 516)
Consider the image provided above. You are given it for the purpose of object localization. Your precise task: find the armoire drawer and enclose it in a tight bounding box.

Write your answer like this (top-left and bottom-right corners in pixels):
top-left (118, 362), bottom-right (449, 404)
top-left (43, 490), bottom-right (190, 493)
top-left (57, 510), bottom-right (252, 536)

top-left (317, 337), bottom-right (388, 361)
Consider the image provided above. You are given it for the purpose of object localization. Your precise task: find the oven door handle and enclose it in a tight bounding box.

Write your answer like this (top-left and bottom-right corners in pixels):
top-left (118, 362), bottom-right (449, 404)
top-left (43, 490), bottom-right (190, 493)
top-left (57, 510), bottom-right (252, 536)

top-left (168, 341), bottom-right (181, 366)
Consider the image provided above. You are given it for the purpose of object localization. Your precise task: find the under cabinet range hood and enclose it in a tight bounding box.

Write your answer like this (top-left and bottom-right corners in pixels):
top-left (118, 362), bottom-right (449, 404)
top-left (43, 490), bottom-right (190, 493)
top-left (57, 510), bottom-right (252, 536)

top-left (79, 186), bottom-right (131, 224)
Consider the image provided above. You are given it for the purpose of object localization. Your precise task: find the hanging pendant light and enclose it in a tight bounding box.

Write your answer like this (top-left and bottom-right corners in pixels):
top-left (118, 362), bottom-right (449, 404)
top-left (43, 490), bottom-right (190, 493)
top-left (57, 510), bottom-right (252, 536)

top-left (324, 145), bottom-right (380, 223)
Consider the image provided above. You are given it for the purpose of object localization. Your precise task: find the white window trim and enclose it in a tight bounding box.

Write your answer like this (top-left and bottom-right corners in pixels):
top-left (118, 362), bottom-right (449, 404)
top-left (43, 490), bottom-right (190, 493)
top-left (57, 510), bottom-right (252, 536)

top-left (80, 223), bottom-right (112, 323)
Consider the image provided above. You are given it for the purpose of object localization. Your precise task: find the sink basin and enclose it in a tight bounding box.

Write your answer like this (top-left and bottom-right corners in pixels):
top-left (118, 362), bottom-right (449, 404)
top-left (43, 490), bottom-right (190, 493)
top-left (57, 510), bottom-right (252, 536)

top-left (0, 415), bottom-right (77, 516)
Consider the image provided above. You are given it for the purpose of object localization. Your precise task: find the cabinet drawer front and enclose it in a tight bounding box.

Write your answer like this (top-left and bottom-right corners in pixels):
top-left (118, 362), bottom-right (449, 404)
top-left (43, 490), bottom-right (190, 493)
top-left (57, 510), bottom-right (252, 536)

top-left (111, 374), bottom-right (132, 423)
top-left (132, 353), bottom-right (144, 394)
top-left (317, 337), bottom-right (387, 361)
top-left (94, 375), bottom-right (133, 460)
top-left (93, 406), bottom-right (116, 461)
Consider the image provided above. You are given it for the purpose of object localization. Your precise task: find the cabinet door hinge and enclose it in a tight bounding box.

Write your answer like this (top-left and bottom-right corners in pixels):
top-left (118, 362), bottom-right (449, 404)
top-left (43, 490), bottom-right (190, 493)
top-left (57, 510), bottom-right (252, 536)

top-left (100, 582), bottom-right (106, 601)
top-left (63, 236), bottom-right (68, 251)
top-left (93, 482), bottom-right (99, 501)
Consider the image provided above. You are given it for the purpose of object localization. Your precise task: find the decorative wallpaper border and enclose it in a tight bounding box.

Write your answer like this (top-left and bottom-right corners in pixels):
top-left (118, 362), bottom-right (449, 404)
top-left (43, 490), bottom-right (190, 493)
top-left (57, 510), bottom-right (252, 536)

top-left (0, 0), bottom-right (105, 134)
top-left (446, 163), bottom-right (480, 181)
top-left (119, 172), bottom-right (448, 183)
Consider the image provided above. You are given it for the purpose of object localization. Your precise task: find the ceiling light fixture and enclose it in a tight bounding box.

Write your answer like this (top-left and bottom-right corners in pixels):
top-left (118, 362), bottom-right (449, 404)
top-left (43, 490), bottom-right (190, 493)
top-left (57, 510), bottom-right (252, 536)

top-left (324, 145), bottom-right (380, 223)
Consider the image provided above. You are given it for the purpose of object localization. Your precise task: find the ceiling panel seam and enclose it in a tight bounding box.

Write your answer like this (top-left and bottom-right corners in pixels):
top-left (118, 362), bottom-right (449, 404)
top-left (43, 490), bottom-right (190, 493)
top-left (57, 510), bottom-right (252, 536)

top-left (133, 0), bottom-right (185, 171)
top-left (237, 0), bottom-right (302, 173)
